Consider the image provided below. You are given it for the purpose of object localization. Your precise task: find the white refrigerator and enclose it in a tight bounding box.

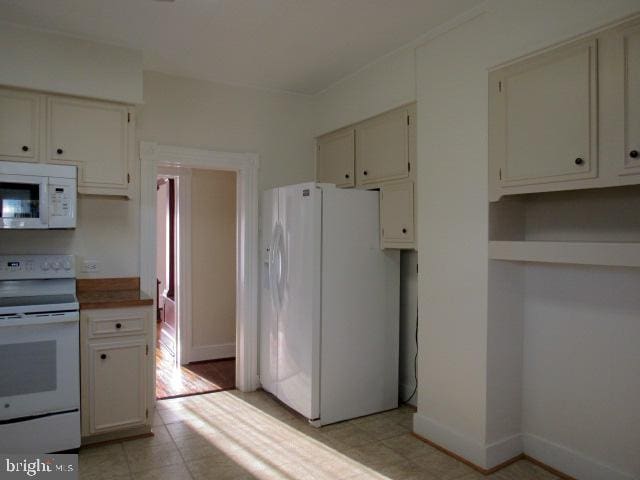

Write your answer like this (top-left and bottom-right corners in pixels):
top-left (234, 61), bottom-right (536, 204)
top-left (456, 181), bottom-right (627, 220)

top-left (260, 182), bottom-right (400, 426)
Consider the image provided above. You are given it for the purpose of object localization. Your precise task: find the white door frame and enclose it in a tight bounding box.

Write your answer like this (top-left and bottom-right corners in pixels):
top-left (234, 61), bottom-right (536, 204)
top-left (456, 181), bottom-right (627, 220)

top-left (140, 142), bottom-right (260, 392)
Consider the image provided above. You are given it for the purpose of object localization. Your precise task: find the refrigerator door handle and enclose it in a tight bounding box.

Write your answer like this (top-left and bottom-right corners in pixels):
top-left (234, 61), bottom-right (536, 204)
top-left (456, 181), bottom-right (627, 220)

top-left (269, 224), bottom-right (282, 311)
top-left (275, 226), bottom-right (287, 306)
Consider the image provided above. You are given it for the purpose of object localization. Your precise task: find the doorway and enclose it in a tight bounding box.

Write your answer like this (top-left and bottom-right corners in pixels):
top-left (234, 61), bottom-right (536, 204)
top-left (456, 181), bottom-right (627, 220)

top-left (140, 142), bottom-right (260, 395)
top-left (154, 168), bottom-right (238, 399)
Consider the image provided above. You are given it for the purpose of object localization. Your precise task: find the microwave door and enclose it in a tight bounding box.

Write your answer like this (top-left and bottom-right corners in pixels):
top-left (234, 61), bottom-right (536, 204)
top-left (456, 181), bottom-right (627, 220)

top-left (0, 174), bottom-right (48, 229)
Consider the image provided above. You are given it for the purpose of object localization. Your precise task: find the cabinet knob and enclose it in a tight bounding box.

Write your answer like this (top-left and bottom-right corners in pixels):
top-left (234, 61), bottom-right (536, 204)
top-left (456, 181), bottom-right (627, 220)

top-left (56, 148), bottom-right (63, 155)
top-left (402, 228), bottom-right (407, 234)
top-left (363, 170), bottom-right (368, 176)
top-left (115, 323), bottom-right (122, 329)
top-left (574, 157), bottom-right (584, 165)
top-left (100, 354), bottom-right (107, 360)
top-left (630, 150), bottom-right (639, 159)
top-left (21, 145), bottom-right (29, 152)
top-left (345, 173), bottom-right (350, 179)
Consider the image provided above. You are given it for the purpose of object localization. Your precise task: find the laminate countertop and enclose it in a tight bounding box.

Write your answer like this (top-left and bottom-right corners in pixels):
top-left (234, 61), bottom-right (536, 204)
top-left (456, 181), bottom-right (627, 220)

top-left (77, 277), bottom-right (153, 310)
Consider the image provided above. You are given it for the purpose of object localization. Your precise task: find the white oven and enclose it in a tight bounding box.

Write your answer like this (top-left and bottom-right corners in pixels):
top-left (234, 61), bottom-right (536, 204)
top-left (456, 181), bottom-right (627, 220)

top-left (0, 255), bottom-right (80, 453)
top-left (0, 161), bottom-right (76, 229)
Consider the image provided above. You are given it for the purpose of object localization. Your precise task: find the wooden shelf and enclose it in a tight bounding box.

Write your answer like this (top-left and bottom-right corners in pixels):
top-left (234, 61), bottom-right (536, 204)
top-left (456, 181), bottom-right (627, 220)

top-left (489, 241), bottom-right (640, 268)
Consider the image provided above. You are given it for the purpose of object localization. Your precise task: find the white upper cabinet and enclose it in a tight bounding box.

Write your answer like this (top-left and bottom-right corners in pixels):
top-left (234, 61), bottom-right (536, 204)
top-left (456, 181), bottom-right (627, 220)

top-left (492, 38), bottom-right (598, 187)
top-left (620, 21), bottom-right (640, 175)
top-left (0, 89), bottom-right (41, 162)
top-left (48, 97), bottom-right (130, 195)
top-left (356, 106), bottom-right (412, 187)
top-left (317, 128), bottom-right (355, 188)
top-left (380, 180), bottom-right (414, 248)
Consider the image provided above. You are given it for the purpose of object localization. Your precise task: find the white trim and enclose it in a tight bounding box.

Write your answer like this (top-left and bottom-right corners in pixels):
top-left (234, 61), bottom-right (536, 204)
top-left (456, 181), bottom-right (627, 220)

top-left (524, 433), bottom-right (636, 480)
top-left (413, 412), bottom-right (488, 468)
top-left (413, 412), bottom-right (523, 470)
top-left (140, 141), bottom-right (260, 392)
top-left (189, 343), bottom-right (236, 363)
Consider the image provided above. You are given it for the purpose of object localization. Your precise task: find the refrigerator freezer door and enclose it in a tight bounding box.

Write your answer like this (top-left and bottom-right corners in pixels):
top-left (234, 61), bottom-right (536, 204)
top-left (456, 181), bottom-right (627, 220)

top-left (276, 183), bottom-right (321, 420)
top-left (319, 187), bottom-right (400, 425)
top-left (259, 188), bottom-right (279, 395)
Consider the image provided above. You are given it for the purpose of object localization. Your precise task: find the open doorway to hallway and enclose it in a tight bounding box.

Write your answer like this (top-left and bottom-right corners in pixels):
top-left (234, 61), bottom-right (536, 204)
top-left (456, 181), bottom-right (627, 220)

top-left (155, 168), bottom-right (237, 399)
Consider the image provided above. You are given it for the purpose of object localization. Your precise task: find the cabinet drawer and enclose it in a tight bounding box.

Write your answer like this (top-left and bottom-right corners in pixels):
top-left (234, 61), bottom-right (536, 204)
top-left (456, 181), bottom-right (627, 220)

top-left (85, 310), bottom-right (146, 338)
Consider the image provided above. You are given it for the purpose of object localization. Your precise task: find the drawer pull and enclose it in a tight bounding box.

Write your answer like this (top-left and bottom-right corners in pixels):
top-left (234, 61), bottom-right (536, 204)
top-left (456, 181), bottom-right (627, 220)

top-left (21, 145), bottom-right (29, 152)
top-left (630, 150), bottom-right (639, 159)
top-left (574, 157), bottom-right (584, 165)
top-left (115, 323), bottom-right (122, 329)
top-left (100, 354), bottom-right (107, 360)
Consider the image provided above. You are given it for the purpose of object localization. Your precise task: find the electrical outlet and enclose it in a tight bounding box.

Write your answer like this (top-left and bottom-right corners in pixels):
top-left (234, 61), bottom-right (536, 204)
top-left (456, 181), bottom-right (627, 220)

top-left (82, 260), bottom-right (100, 273)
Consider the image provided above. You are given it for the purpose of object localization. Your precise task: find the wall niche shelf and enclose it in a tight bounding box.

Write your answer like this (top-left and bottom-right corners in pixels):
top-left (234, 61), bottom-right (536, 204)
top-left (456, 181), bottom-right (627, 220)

top-left (489, 241), bottom-right (640, 268)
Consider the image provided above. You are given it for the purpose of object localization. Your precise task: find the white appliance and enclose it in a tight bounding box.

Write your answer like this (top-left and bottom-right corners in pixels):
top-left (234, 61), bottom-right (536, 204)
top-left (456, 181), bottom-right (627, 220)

top-left (0, 160), bottom-right (76, 229)
top-left (260, 182), bottom-right (400, 426)
top-left (0, 255), bottom-right (80, 453)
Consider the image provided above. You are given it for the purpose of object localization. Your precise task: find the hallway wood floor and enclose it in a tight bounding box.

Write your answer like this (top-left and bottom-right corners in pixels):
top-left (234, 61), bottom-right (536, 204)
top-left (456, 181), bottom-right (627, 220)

top-left (155, 342), bottom-right (235, 400)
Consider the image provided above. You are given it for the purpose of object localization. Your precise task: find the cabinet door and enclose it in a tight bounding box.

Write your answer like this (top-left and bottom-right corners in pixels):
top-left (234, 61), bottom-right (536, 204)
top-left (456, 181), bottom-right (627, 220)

top-left (0, 89), bottom-right (40, 162)
top-left (620, 22), bottom-right (640, 175)
top-left (494, 38), bottom-right (598, 187)
top-left (88, 338), bottom-right (147, 434)
top-left (380, 181), bottom-right (414, 248)
top-left (316, 128), bottom-right (355, 188)
top-left (48, 97), bottom-right (129, 193)
top-left (356, 107), bottom-right (410, 186)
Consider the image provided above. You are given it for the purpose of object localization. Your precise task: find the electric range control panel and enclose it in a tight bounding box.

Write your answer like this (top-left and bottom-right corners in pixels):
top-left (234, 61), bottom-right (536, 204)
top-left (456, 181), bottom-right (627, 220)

top-left (0, 255), bottom-right (75, 280)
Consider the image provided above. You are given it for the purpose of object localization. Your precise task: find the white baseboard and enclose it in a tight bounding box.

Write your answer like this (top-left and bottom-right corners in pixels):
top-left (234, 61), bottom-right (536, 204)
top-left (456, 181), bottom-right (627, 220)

top-left (189, 342), bottom-right (236, 363)
top-left (524, 433), bottom-right (636, 480)
top-left (413, 412), bottom-right (522, 470)
top-left (413, 412), bottom-right (488, 468)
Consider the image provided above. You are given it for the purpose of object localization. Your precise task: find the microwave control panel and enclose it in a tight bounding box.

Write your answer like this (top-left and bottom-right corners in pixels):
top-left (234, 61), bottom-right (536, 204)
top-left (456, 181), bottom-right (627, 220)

top-left (47, 177), bottom-right (77, 229)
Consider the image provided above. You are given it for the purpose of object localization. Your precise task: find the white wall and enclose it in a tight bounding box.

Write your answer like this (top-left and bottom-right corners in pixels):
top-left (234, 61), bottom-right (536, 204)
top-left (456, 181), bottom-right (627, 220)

top-left (522, 264), bottom-right (640, 479)
top-left (314, 47), bottom-right (416, 135)
top-left (190, 169), bottom-right (237, 360)
top-left (413, 0), bottom-right (640, 475)
top-left (0, 22), bottom-right (142, 104)
top-left (138, 71), bottom-right (316, 192)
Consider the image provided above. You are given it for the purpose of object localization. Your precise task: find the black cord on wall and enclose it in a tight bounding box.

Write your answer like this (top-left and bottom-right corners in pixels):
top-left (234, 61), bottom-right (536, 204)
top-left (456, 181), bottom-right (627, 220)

top-left (402, 301), bottom-right (419, 404)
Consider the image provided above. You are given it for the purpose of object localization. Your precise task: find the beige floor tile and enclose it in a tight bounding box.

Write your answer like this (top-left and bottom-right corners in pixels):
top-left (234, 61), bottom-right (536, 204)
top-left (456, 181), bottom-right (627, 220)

top-left (79, 443), bottom-right (130, 479)
top-left (491, 460), bottom-right (560, 480)
top-left (381, 433), bottom-right (439, 460)
top-left (123, 439), bottom-right (184, 473)
top-left (343, 442), bottom-right (406, 470)
top-left (187, 455), bottom-right (253, 480)
top-left (130, 463), bottom-right (193, 480)
top-left (411, 450), bottom-right (477, 480)
top-left (376, 461), bottom-right (441, 480)
top-left (174, 433), bottom-right (239, 462)
top-left (319, 423), bottom-right (375, 449)
top-left (355, 416), bottom-right (410, 440)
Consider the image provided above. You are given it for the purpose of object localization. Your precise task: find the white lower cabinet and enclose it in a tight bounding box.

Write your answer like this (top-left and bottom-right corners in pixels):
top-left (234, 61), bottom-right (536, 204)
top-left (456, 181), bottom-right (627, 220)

top-left (81, 306), bottom-right (152, 439)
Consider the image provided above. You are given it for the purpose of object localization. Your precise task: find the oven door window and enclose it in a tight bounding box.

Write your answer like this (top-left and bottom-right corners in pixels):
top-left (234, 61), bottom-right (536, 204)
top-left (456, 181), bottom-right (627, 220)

top-left (0, 321), bottom-right (79, 420)
top-left (0, 182), bottom-right (40, 219)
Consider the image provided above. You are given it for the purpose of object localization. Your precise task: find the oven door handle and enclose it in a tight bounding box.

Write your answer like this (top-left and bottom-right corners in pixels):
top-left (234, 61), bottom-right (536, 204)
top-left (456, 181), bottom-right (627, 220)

top-left (0, 312), bottom-right (79, 327)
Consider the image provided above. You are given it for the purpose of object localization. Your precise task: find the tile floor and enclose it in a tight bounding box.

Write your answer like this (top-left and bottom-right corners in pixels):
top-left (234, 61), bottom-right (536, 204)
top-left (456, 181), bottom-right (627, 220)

top-left (79, 390), bottom-right (560, 480)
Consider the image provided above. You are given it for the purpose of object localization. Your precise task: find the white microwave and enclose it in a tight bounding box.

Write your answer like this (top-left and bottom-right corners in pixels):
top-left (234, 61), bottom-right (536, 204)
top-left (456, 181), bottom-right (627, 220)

top-left (0, 161), bottom-right (77, 229)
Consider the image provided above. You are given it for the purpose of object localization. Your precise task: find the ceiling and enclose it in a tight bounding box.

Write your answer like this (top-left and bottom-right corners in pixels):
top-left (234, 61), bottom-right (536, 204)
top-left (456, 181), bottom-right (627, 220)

top-left (0, 0), bottom-right (481, 95)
